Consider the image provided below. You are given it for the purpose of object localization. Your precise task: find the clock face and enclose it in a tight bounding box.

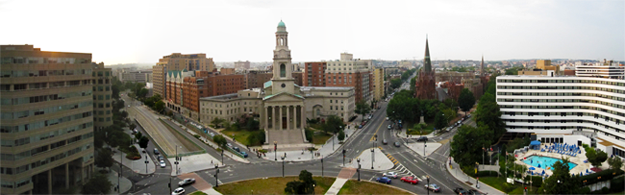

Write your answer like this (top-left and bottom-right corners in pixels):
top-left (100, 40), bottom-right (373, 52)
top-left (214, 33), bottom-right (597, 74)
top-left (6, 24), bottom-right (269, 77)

top-left (281, 83), bottom-right (286, 88)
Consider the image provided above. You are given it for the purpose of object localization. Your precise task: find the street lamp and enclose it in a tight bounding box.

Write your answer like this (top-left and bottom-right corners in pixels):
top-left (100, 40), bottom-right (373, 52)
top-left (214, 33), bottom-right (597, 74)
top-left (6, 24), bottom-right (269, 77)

top-left (424, 140), bottom-right (427, 160)
top-left (370, 147), bottom-right (374, 169)
top-left (281, 155), bottom-right (286, 177)
top-left (175, 145), bottom-right (180, 175)
top-left (144, 154), bottom-right (149, 174)
top-left (321, 157), bottom-right (324, 177)
top-left (221, 149), bottom-right (224, 165)
top-left (357, 158), bottom-right (361, 181)
top-left (274, 141), bottom-right (278, 161)
top-left (426, 175), bottom-right (430, 195)
top-left (214, 165), bottom-right (220, 187)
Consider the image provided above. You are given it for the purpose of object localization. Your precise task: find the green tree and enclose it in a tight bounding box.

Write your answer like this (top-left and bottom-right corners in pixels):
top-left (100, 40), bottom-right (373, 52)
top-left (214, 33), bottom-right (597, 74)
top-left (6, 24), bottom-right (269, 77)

top-left (409, 77), bottom-right (416, 92)
top-left (458, 88), bottom-right (475, 115)
top-left (323, 115), bottom-right (345, 134)
top-left (94, 149), bottom-right (114, 171)
top-left (433, 111), bottom-right (447, 130)
top-left (390, 78), bottom-right (402, 89)
top-left (137, 88), bottom-right (149, 99)
top-left (450, 125), bottom-right (492, 167)
top-left (539, 158), bottom-right (580, 194)
top-left (474, 101), bottom-right (505, 143)
top-left (81, 173), bottom-right (112, 195)
top-left (285, 170), bottom-right (316, 195)
top-left (608, 156), bottom-right (623, 170)
top-left (211, 117), bottom-right (226, 128)
top-left (586, 148), bottom-right (608, 167)
top-left (213, 135), bottom-right (228, 149)
top-left (338, 130), bottom-right (345, 141)
top-left (138, 136), bottom-right (149, 149)
top-left (355, 100), bottom-right (371, 122)
top-left (154, 101), bottom-right (165, 112)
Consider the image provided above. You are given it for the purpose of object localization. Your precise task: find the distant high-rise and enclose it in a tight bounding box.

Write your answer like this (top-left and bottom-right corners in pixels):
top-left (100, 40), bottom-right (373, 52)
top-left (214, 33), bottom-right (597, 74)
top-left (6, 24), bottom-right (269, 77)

top-left (0, 45), bottom-right (95, 194)
top-left (92, 62), bottom-right (113, 129)
top-left (153, 53), bottom-right (215, 100)
top-left (234, 60), bottom-right (251, 70)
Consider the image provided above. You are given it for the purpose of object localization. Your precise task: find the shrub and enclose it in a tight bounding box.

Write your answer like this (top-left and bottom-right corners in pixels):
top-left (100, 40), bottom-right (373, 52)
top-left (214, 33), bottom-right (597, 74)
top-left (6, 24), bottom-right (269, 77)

top-left (477, 171), bottom-right (499, 177)
top-left (530, 176), bottom-right (543, 187)
top-left (610, 177), bottom-right (624, 193)
top-left (305, 129), bottom-right (313, 142)
top-left (193, 134), bottom-right (201, 139)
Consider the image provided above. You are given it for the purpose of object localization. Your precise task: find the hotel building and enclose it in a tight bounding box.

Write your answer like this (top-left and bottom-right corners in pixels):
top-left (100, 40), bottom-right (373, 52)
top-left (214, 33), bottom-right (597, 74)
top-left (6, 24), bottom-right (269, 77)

top-left (496, 67), bottom-right (625, 158)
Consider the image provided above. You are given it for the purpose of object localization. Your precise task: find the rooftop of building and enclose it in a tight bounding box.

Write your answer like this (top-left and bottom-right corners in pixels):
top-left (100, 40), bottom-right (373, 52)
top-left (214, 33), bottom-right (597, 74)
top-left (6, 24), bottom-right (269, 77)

top-left (200, 93), bottom-right (239, 101)
top-left (300, 86), bottom-right (353, 91)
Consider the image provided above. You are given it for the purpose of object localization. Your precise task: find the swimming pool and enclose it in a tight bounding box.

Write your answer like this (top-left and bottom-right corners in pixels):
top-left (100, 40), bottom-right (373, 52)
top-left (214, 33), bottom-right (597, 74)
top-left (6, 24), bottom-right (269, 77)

top-left (522, 156), bottom-right (577, 170)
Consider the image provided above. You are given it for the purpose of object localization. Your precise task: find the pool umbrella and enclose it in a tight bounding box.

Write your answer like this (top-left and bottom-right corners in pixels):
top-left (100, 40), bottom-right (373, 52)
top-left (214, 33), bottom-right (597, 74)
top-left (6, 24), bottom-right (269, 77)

top-left (529, 167), bottom-right (536, 170)
top-left (538, 164), bottom-right (541, 168)
top-left (542, 170), bottom-right (545, 175)
top-left (586, 169), bottom-right (589, 173)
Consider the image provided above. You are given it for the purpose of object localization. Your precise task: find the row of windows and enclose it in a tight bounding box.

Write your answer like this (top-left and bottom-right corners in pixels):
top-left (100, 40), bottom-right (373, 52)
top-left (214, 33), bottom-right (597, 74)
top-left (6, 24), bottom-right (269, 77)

top-left (497, 92), bottom-right (625, 103)
top-left (1, 101), bottom-right (92, 120)
top-left (506, 125), bottom-right (623, 142)
top-left (0, 68), bottom-right (93, 78)
top-left (503, 118), bottom-right (622, 126)
top-left (1, 91), bottom-right (92, 106)
top-left (0, 112), bottom-right (92, 133)
top-left (1, 57), bottom-right (89, 65)
top-left (497, 78), bottom-right (625, 86)
top-left (497, 85), bottom-right (625, 94)
top-left (1, 79), bottom-right (92, 92)
top-left (0, 122), bottom-right (93, 148)
top-left (94, 95), bottom-right (111, 100)
top-left (0, 178), bottom-right (31, 189)
top-left (0, 142), bottom-right (92, 177)
top-left (498, 98), bottom-right (625, 112)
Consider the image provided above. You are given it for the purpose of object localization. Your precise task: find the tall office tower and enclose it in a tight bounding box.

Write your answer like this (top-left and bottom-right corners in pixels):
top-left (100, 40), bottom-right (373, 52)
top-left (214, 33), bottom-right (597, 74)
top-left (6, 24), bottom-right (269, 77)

top-left (373, 68), bottom-right (385, 101)
top-left (0, 45), bottom-right (95, 194)
top-left (152, 63), bottom-right (167, 99)
top-left (92, 62), bottom-right (113, 129)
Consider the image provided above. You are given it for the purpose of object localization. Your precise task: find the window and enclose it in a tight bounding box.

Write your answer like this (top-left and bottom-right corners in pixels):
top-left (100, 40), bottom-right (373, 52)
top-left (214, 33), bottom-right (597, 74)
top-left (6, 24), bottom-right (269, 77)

top-left (280, 64), bottom-right (286, 77)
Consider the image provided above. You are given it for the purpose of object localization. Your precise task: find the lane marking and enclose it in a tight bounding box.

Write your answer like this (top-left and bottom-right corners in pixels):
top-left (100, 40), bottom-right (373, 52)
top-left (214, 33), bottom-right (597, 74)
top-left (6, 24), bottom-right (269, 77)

top-left (370, 120), bottom-right (386, 141)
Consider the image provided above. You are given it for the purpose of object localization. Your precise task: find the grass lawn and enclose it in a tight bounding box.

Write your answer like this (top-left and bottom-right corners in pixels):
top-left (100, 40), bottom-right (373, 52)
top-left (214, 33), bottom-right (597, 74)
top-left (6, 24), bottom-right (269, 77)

top-left (188, 191), bottom-right (207, 195)
top-left (479, 176), bottom-right (528, 194)
top-left (214, 176), bottom-right (335, 195)
top-left (337, 180), bottom-right (412, 195)
top-left (312, 132), bottom-right (333, 145)
top-left (407, 122), bottom-right (435, 135)
top-left (221, 129), bottom-right (254, 146)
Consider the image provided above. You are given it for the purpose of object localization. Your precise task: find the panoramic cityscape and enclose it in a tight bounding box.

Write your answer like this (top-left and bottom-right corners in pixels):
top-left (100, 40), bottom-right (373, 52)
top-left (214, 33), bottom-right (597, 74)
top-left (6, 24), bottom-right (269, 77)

top-left (1, 0), bottom-right (624, 195)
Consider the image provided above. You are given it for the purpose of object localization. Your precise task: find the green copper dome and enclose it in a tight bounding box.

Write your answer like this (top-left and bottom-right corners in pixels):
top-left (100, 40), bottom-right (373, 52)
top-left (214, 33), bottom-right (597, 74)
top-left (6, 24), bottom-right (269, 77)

top-left (278, 20), bottom-right (285, 27)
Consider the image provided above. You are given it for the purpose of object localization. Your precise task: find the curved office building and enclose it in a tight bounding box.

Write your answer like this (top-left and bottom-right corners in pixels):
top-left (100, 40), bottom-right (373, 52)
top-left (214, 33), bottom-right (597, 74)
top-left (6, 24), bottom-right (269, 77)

top-left (496, 73), bottom-right (625, 158)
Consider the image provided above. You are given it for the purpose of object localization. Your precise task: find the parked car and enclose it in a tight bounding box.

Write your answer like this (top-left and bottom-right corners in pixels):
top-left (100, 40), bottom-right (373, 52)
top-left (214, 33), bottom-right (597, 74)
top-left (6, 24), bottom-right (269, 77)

top-left (394, 142), bottom-right (401, 147)
top-left (241, 151), bottom-right (248, 158)
top-left (141, 148), bottom-right (146, 153)
top-left (375, 177), bottom-right (392, 184)
top-left (233, 146), bottom-right (240, 152)
top-left (416, 137), bottom-right (428, 142)
top-left (382, 139), bottom-right (388, 145)
top-left (468, 189), bottom-right (483, 195)
top-left (425, 184), bottom-right (441, 192)
top-left (386, 117), bottom-right (389, 121)
top-left (400, 176), bottom-right (419, 184)
top-left (178, 178), bottom-right (196, 186)
top-left (454, 187), bottom-right (468, 195)
top-left (154, 148), bottom-right (160, 155)
top-left (157, 155), bottom-right (164, 161)
top-left (171, 187), bottom-right (185, 195)
top-left (387, 125), bottom-right (392, 130)
top-left (383, 172), bottom-right (398, 179)
top-left (159, 160), bottom-right (166, 168)
top-left (227, 143), bottom-right (233, 148)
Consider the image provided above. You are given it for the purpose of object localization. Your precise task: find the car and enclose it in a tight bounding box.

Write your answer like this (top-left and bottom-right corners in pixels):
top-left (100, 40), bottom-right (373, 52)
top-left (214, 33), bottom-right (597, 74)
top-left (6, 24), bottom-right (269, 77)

top-left (382, 139), bottom-right (388, 145)
top-left (394, 142), bottom-right (401, 147)
top-left (241, 151), bottom-right (248, 158)
top-left (454, 187), bottom-right (469, 195)
top-left (178, 178), bottom-right (196, 186)
top-left (387, 125), bottom-right (392, 130)
top-left (386, 117), bottom-right (389, 121)
top-left (416, 137), bottom-right (428, 142)
top-left (468, 189), bottom-right (483, 195)
top-left (425, 184), bottom-right (441, 192)
top-left (382, 172), bottom-right (398, 179)
top-left (208, 132), bottom-right (215, 137)
top-left (400, 176), bottom-right (419, 184)
top-left (154, 148), bottom-right (160, 155)
top-left (159, 160), bottom-right (166, 168)
top-left (157, 155), bottom-right (164, 161)
top-left (141, 148), bottom-right (146, 153)
top-left (233, 146), bottom-right (240, 152)
top-left (375, 177), bottom-right (392, 184)
top-left (171, 187), bottom-right (185, 195)
top-left (226, 143), bottom-right (233, 148)
top-left (368, 115), bottom-right (372, 120)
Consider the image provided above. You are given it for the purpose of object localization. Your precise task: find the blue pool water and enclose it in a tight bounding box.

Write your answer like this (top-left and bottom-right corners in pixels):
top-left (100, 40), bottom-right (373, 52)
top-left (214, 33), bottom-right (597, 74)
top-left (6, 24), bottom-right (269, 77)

top-left (522, 156), bottom-right (577, 170)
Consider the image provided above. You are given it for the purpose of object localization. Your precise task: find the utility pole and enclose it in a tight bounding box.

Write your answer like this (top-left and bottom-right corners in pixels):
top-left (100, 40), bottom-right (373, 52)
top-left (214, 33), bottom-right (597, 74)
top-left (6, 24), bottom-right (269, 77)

top-left (357, 158), bottom-right (361, 181)
top-left (214, 165), bottom-right (219, 187)
top-left (281, 155), bottom-right (286, 177)
top-left (321, 158), bottom-right (324, 177)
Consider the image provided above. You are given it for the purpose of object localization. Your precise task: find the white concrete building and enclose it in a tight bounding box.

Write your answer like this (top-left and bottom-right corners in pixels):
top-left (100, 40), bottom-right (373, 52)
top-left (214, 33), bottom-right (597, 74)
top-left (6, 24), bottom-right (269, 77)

top-left (199, 21), bottom-right (356, 147)
top-left (496, 74), bottom-right (625, 158)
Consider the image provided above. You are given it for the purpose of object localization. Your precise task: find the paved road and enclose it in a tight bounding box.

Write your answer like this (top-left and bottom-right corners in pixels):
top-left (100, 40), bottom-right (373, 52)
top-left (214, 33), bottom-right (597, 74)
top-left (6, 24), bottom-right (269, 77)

top-left (123, 95), bottom-right (195, 157)
top-left (129, 77), bottom-right (484, 194)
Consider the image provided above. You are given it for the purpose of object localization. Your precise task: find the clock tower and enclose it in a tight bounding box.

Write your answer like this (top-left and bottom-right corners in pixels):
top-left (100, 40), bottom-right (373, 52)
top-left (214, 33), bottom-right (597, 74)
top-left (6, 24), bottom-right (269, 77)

top-left (272, 20), bottom-right (296, 94)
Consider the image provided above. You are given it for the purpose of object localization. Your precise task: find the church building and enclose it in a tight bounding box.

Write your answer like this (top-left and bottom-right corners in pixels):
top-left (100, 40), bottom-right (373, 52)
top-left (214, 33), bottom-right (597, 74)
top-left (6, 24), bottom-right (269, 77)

top-left (199, 21), bottom-right (356, 146)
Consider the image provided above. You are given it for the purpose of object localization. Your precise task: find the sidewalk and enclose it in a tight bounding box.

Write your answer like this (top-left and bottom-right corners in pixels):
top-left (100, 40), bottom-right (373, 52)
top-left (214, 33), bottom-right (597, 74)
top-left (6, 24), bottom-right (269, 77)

top-left (103, 168), bottom-right (132, 194)
top-left (347, 148), bottom-right (394, 170)
top-left (446, 158), bottom-right (505, 195)
top-left (404, 142), bottom-right (442, 157)
top-left (110, 144), bottom-right (156, 175)
top-left (325, 168), bottom-right (356, 195)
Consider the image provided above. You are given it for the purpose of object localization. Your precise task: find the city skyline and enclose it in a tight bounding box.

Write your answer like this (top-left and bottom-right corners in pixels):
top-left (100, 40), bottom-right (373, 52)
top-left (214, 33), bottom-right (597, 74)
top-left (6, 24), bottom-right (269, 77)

top-left (1, 0), bottom-right (623, 64)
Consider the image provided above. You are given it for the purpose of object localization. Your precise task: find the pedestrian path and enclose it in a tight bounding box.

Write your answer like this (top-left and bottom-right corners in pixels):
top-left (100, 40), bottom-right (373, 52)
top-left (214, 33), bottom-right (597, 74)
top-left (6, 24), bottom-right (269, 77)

top-left (110, 144), bottom-right (156, 175)
top-left (347, 147), bottom-right (394, 170)
top-left (446, 158), bottom-right (505, 195)
top-left (103, 168), bottom-right (132, 194)
top-left (325, 168), bottom-right (356, 195)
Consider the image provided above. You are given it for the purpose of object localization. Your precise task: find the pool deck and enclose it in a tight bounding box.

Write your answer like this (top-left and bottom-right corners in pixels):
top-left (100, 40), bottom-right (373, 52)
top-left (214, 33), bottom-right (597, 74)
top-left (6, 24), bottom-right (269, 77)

top-left (514, 143), bottom-right (592, 177)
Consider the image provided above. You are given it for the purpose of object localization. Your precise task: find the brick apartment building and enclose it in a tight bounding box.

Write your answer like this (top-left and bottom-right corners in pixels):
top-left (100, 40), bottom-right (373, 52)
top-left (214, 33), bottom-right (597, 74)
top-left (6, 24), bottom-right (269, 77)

top-left (303, 62), bottom-right (326, 86)
top-left (246, 70), bottom-right (302, 89)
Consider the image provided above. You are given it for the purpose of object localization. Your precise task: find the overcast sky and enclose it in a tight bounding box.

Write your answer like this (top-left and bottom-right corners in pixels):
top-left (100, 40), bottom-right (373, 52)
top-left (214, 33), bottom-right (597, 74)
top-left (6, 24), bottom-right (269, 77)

top-left (1, 0), bottom-right (623, 64)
